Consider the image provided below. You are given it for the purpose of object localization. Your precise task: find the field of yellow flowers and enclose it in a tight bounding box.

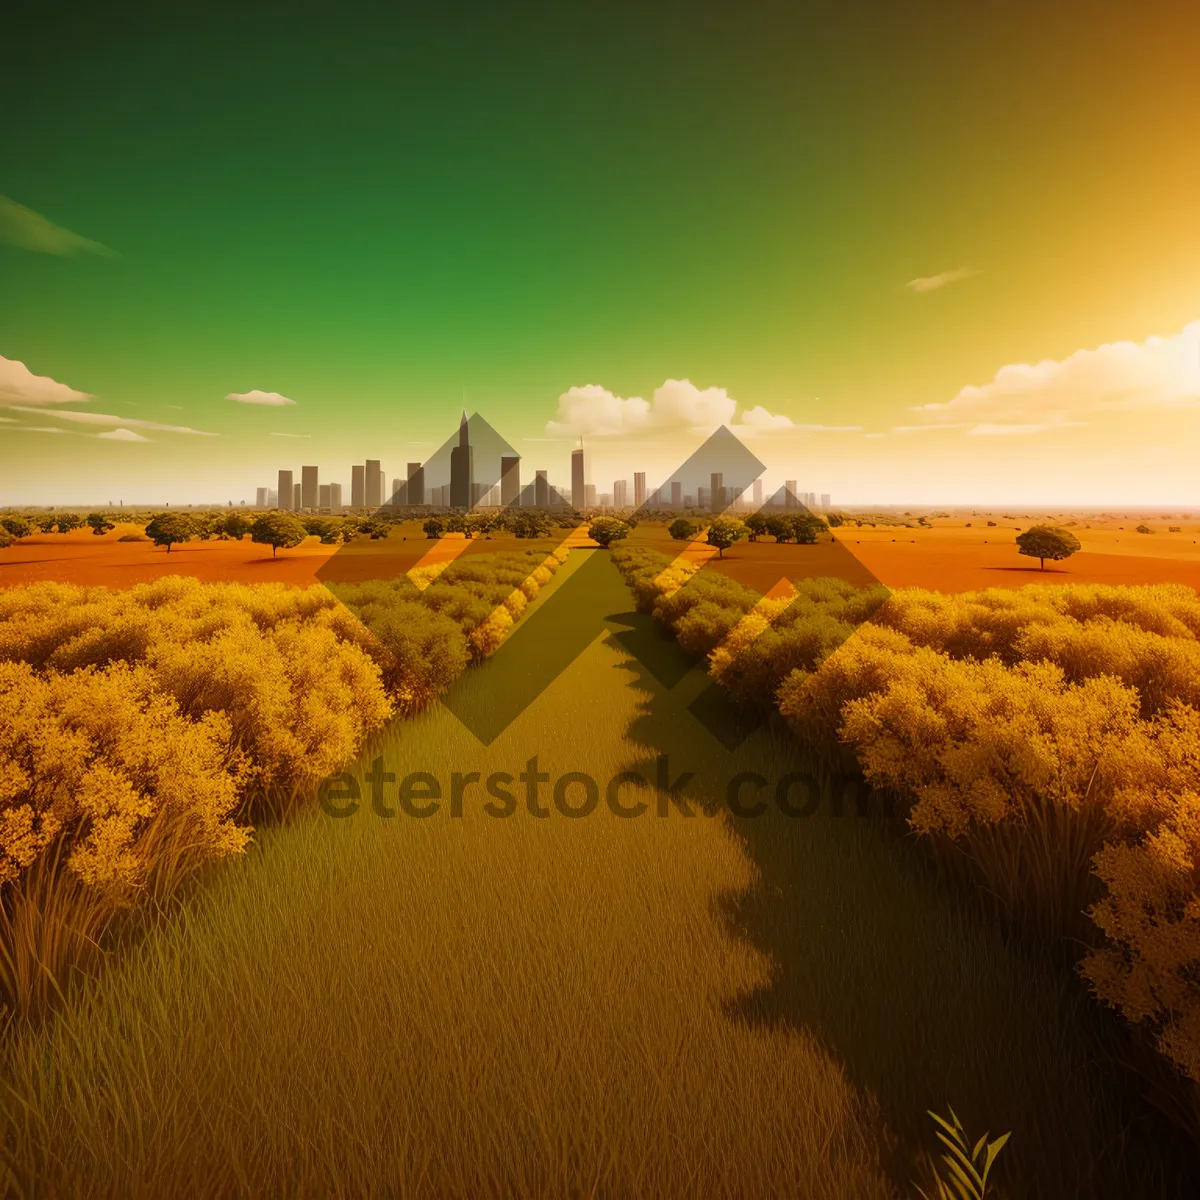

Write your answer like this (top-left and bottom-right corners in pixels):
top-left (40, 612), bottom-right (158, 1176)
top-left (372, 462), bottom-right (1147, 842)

top-left (612, 545), bottom-right (1200, 1131)
top-left (0, 547), bottom-right (568, 1021)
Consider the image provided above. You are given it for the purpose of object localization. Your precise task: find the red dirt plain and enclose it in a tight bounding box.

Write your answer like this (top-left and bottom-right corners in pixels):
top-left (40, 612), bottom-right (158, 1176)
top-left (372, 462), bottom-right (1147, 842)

top-left (3, 518), bottom-right (1199, 596)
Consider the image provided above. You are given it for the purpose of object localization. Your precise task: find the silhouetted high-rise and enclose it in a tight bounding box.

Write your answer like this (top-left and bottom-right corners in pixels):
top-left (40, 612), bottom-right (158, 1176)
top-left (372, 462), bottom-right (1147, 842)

top-left (302, 465), bottom-right (318, 509)
top-left (365, 460), bottom-right (382, 508)
top-left (351, 464), bottom-right (365, 507)
top-left (450, 411), bottom-right (473, 508)
top-left (277, 469), bottom-right (294, 512)
top-left (406, 461), bottom-right (425, 506)
top-left (500, 455), bottom-right (520, 506)
top-left (535, 469), bottom-right (549, 508)
top-left (571, 445), bottom-right (585, 509)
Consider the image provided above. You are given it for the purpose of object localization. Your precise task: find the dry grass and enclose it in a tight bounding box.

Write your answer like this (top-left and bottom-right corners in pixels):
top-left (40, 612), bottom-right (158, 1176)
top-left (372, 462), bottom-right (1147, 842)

top-left (0, 554), bottom-right (1184, 1196)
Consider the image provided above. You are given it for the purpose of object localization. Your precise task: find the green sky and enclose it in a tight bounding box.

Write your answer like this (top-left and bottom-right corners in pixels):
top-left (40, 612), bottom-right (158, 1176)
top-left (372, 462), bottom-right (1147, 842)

top-left (3, 0), bottom-right (1199, 504)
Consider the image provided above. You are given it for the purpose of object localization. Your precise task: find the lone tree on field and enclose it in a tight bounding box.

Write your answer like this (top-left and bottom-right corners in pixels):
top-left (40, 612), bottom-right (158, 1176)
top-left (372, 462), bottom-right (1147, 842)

top-left (1016, 525), bottom-right (1081, 570)
top-left (250, 512), bottom-right (308, 557)
top-left (744, 513), bottom-right (767, 542)
top-left (668, 518), bottom-right (696, 541)
top-left (86, 512), bottom-right (116, 536)
top-left (423, 517), bottom-right (445, 539)
top-left (144, 512), bottom-right (196, 553)
top-left (588, 516), bottom-right (630, 549)
top-left (790, 514), bottom-right (828, 545)
top-left (705, 516), bottom-right (747, 558)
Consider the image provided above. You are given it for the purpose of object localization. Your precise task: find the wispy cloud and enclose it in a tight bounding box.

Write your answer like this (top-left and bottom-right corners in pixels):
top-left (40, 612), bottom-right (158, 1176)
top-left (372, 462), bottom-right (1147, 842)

top-left (0, 196), bottom-right (116, 257)
top-left (905, 266), bottom-right (975, 294)
top-left (269, 431), bottom-right (311, 438)
top-left (228, 390), bottom-right (296, 407)
top-left (0, 355), bottom-right (90, 406)
top-left (965, 422), bottom-right (1089, 437)
top-left (96, 428), bottom-right (151, 442)
top-left (5, 425), bottom-right (69, 434)
top-left (7, 406), bottom-right (218, 436)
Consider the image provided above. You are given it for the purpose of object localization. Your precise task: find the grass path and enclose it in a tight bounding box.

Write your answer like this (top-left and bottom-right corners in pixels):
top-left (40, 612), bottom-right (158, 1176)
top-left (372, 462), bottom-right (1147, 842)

top-left (0, 552), bottom-right (1180, 1197)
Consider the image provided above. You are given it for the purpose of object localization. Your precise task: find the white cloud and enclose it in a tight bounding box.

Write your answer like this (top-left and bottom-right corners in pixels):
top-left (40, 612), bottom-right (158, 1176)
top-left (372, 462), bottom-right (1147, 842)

top-left (6, 425), bottom-right (69, 434)
top-left (915, 321), bottom-right (1200, 424)
top-left (96, 428), bottom-right (151, 442)
top-left (906, 267), bottom-right (975, 294)
top-left (547, 378), bottom-right (801, 438)
top-left (0, 196), bottom-right (116, 257)
top-left (7, 406), bottom-right (218, 436)
top-left (269, 431), bottom-right (311, 438)
top-left (228, 390), bottom-right (297, 407)
top-left (0, 355), bottom-right (90, 406)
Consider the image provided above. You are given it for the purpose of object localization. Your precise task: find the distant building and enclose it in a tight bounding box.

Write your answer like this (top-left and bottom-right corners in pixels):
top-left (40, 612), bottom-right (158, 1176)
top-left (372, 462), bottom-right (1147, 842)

top-left (613, 480), bottom-right (628, 507)
top-left (351, 464), bottom-right (366, 507)
top-left (697, 486), bottom-right (709, 509)
top-left (820, 492), bottom-right (830, 510)
top-left (365, 460), bottom-right (383, 508)
top-left (670, 481), bottom-right (682, 508)
top-left (571, 447), bottom-right (586, 509)
top-left (277, 469), bottom-right (294, 512)
top-left (293, 482), bottom-right (302, 509)
top-left (710, 472), bottom-right (725, 512)
top-left (599, 492), bottom-right (612, 508)
top-left (405, 460), bottom-right (424, 508)
top-left (329, 483), bottom-right (343, 513)
top-left (256, 487), bottom-right (268, 507)
top-left (319, 484), bottom-right (331, 507)
top-left (633, 472), bottom-right (646, 508)
top-left (584, 483), bottom-right (596, 507)
top-left (535, 470), bottom-right (550, 508)
top-left (784, 480), bottom-right (798, 510)
top-left (267, 488), bottom-right (278, 506)
top-left (752, 479), bottom-right (763, 506)
top-left (301, 465), bottom-right (319, 509)
top-left (500, 455), bottom-right (520, 506)
top-left (450, 412), bottom-right (473, 508)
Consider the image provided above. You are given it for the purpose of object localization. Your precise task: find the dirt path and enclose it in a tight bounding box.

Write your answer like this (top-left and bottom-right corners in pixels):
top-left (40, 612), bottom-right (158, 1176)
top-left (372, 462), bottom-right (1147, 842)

top-left (0, 551), bottom-right (1175, 1198)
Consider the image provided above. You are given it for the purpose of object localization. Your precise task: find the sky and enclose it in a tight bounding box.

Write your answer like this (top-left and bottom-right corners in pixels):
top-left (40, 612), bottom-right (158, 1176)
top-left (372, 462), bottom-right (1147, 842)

top-left (2, 0), bottom-right (1199, 506)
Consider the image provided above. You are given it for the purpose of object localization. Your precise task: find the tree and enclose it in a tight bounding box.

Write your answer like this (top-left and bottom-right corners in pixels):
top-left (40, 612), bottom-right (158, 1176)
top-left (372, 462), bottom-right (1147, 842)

top-left (1136, 524), bottom-right (1154, 535)
top-left (1016, 525), bottom-right (1081, 570)
top-left (705, 516), bottom-right (747, 558)
top-left (250, 513), bottom-right (308, 557)
top-left (668, 518), bottom-right (696, 541)
top-left (506, 510), bottom-right (551, 539)
top-left (765, 515), bottom-right (792, 542)
top-left (744, 513), bottom-right (768, 542)
top-left (86, 512), bottom-right (116, 536)
top-left (145, 512), bottom-right (196, 553)
top-left (826, 512), bottom-right (845, 528)
top-left (222, 513), bottom-right (253, 539)
top-left (790, 515), bottom-right (828, 545)
top-left (53, 512), bottom-right (86, 533)
top-left (0, 516), bottom-right (33, 539)
top-left (423, 517), bottom-right (445, 539)
top-left (588, 516), bottom-right (630, 549)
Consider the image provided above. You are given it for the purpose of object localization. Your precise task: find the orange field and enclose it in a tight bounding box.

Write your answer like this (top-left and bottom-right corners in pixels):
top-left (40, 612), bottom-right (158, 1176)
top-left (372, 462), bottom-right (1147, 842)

top-left (4, 515), bottom-right (1200, 595)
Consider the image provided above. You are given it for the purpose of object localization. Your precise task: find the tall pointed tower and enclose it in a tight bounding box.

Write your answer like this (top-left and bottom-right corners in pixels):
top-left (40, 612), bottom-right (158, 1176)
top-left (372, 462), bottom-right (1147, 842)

top-left (449, 410), bottom-right (474, 508)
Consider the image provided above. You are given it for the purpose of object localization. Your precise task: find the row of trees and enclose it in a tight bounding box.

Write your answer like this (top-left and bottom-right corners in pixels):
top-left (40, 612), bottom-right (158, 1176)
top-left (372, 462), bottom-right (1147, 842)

top-left (0, 545), bottom-right (570, 1020)
top-left (610, 544), bottom-right (1200, 1111)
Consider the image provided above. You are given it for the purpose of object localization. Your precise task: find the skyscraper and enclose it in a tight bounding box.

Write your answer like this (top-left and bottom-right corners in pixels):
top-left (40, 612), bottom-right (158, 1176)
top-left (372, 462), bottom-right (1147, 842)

top-left (752, 479), bottom-right (763, 506)
top-left (256, 487), bottom-right (268, 507)
top-left (820, 492), bottom-right (830, 510)
top-left (571, 445), bottom-right (585, 509)
top-left (365, 460), bottom-right (382, 508)
top-left (406, 461), bottom-right (425, 506)
top-left (391, 477), bottom-right (403, 504)
top-left (293, 482), bottom-right (302, 509)
top-left (535, 470), bottom-right (549, 508)
top-left (584, 484), bottom-right (596, 507)
top-left (319, 484), bottom-right (331, 507)
top-left (450, 411), bottom-right (473, 508)
top-left (500, 455), bottom-right (520, 506)
top-left (351, 464), bottom-right (365, 507)
top-left (633, 472), bottom-right (646, 507)
top-left (277, 469), bottom-right (294, 512)
top-left (784, 480), bottom-right (798, 509)
top-left (670, 481), bottom-right (682, 508)
top-left (301, 465), bottom-right (318, 509)
top-left (613, 479), bottom-right (628, 507)
top-left (710, 472), bottom-right (725, 512)
top-left (329, 483), bottom-right (343, 513)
